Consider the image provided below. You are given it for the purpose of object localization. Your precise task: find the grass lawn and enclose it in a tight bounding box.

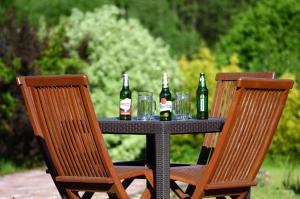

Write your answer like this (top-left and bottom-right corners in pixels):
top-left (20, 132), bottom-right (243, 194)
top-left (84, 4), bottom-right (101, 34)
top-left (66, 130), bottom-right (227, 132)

top-left (251, 157), bottom-right (300, 199)
top-left (0, 159), bottom-right (26, 176)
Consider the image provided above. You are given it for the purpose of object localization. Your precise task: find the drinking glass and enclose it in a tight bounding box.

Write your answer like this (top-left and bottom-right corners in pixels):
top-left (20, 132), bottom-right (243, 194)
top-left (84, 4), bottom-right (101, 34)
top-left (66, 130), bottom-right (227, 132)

top-left (174, 92), bottom-right (191, 120)
top-left (137, 92), bottom-right (156, 120)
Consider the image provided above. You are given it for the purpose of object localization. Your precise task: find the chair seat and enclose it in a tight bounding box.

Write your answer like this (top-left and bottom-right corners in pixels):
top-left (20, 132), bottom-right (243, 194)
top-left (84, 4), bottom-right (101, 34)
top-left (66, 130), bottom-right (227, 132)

top-left (170, 165), bottom-right (205, 186)
top-left (115, 165), bottom-right (152, 180)
top-left (56, 166), bottom-right (151, 183)
top-left (56, 176), bottom-right (114, 184)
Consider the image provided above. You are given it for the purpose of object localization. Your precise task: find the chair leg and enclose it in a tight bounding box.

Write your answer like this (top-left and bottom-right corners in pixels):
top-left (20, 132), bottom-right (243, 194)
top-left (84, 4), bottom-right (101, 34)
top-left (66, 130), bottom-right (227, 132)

top-left (246, 190), bottom-right (250, 199)
top-left (108, 193), bottom-right (119, 199)
top-left (141, 172), bottom-right (154, 199)
top-left (122, 178), bottom-right (135, 190)
top-left (190, 186), bottom-right (204, 199)
top-left (185, 185), bottom-right (195, 197)
top-left (81, 192), bottom-right (94, 199)
top-left (110, 183), bottom-right (130, 199)
top-left (170, 180), bottom-right (188, 199)
top-left (140, 185), bottom-right (153, 199)
top-left (64, 191), bottom-right (80, 199)
top-left (231, 190), bottom-right (250, 199)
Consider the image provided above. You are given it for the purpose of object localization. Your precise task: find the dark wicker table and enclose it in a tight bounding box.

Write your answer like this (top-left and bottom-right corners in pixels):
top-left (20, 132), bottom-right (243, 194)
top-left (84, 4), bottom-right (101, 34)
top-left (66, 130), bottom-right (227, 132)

top-left (98, 117), bottom-right (225, 199)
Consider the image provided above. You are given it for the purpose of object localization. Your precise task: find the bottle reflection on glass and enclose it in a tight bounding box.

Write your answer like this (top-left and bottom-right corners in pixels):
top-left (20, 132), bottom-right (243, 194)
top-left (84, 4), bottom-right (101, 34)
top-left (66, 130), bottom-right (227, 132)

top-left (160, 72), bottom-right (172, 121)
top-left (119, 73), bottom-right (131, 120)
top-left (197, 73), bottom-right (208, 119)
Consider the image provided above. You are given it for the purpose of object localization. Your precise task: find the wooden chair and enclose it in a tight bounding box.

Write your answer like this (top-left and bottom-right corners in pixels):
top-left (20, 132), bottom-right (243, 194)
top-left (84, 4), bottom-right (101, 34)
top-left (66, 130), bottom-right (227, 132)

top-left (17, 75), bottom-right (153, 199)
top-left (170, 77), bottom-right (293, 199)
top-left (198, 72), bottom-right (275, 165)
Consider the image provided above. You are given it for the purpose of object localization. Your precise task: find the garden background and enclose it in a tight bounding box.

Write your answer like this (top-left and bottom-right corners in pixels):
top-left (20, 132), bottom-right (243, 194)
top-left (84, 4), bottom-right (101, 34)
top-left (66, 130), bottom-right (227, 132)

top-left (0, 0), bottom-right (300, 198)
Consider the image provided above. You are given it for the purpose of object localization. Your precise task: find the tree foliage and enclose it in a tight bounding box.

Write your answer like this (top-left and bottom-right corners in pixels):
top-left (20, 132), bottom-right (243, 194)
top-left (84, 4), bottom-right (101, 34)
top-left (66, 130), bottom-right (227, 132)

top-left (7, 0), bottom-right (257, 56)
top-left (125, 0), bottom-right (201, 56)
top-left (9, 0), bottom-right (201, 56)
top-left (173, 0), bottom-right (256, 47)
top-left (45, 5), bottom-right (182, 160)
top-left (217, 0), bottom-right (300, 84)
top-left (0, 9), bottom-right (43, 165)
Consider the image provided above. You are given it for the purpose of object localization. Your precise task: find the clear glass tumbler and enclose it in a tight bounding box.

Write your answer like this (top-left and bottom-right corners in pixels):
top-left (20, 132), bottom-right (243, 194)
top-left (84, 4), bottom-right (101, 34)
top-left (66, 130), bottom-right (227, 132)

top-left (137, 92), bottom-right (156, 120)
top-left (174, 92), bottom-right (191, 120)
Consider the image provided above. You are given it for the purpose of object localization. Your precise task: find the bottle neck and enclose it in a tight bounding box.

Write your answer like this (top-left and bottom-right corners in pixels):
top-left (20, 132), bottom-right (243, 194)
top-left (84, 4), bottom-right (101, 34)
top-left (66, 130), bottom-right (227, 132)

top-left (162, 73), bottom-right (168, 88)
top-left (123, 74), bottom-right (129, 88)
top-left (199, 75), bottom-right (206, 88)
top-left (162, 82), bottom-right (169, 89)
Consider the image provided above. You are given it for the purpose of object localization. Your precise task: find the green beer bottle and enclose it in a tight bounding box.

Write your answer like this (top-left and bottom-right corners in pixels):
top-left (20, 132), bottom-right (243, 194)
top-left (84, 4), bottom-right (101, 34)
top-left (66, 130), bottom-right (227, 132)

top-left (119, 73), bottom-right (132, 120)
top-left (160, 72), bottom-right (172, 121)
top-left (197, 73), bottom-right (208, 119)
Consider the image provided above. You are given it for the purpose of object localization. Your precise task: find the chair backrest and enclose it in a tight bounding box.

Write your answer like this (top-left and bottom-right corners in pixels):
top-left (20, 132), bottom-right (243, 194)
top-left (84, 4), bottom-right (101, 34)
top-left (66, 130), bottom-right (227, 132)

top-left (199, 72), bottom-right (275, 164)
top-left (201, 77), bottom-right (293, 189)
top-left (17, 75), bottom-right (116, 179)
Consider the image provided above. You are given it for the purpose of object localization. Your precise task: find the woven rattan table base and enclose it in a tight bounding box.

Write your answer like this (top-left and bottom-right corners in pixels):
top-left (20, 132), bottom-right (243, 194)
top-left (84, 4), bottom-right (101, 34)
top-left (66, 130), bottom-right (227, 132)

top-left (98, 117), bottom-right (224, 199)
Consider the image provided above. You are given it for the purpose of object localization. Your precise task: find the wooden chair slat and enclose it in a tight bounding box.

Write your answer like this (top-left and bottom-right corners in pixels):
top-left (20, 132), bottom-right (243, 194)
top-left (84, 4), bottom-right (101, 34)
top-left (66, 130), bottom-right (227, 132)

top-left (64, 87), bottom-right (97, 177)
top-left (34, 87), bottom-right (71, 176)
top-left (70, 86), bottom-right (107, 177)
top-left (69, 87), bottom-right (101, 176)
top-left (48, 87), bottom-right (81, 176)
top-left (45, 86), bottom-right (84, 176)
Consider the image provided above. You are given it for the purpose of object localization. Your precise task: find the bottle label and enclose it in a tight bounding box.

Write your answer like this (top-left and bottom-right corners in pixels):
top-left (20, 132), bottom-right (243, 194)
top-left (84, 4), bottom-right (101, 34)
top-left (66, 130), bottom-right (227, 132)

top-left (160, 98), bottom-right (172, 112)
top-left (120, 98), bottom-right (131, 115)
top-left (200, 94), bottom-right (205, 111)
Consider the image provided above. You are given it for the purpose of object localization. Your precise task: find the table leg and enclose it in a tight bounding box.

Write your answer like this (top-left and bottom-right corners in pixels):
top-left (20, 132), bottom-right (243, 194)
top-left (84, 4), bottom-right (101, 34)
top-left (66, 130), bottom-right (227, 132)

top-left (146, 135), bottom-right (155, 165)
top-left (146, 135), bottom-right (154, 198)
top-left (154, 130), bottom-right (170, 199)
top-left (146, 130), bottom-right (170, 199)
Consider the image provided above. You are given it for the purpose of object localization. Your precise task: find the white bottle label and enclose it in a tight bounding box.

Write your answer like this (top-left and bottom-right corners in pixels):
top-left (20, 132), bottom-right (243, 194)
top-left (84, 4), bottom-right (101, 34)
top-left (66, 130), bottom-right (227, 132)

top-left (200, 94), bottom-right (205, 111)
top-left (160, 98), bottom-right (172, 112)
top-left (120, 98), bottom-right (131, 115)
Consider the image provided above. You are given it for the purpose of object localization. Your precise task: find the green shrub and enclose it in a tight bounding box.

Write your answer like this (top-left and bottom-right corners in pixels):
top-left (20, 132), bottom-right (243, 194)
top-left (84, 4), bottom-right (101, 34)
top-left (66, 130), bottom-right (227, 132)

top-left (48, 5), bottom-right (181, 160)
top-left (171, 47), bottom-right (242, 163)
top-left (34, 19), bottom-right (87, 75)
top-left (216, 0), bottom-right (300, 84)
top-left (0, 9), bottom-right (43, 166)
top-left (283, 166), bottom-right (300, 194)
top-left (270, 73), bottom-right (300, 161)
